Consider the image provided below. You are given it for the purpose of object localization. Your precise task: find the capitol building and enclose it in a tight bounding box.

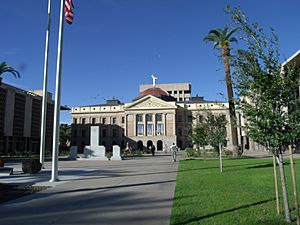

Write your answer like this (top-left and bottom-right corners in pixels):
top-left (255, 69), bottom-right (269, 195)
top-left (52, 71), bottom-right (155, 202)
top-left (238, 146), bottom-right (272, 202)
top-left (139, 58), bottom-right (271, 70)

top-left (71, 81), bottom-right (237, 152)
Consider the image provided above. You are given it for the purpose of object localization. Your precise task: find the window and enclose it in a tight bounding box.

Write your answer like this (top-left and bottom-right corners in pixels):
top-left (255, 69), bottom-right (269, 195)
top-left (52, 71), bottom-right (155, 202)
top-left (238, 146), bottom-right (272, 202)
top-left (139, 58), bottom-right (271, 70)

top-left (122, 117), bottom-right (125, 123)
top-left (136, 114), bottom-right (143, 122)
top-left (177, 115), bottom-right (182, 122)
top-left (92, 118), bottom-right (96, 124)
top-left (146, 114), bottom-right (152, 122)
top-left (113, 129), bottom-right (117, 137)
top-left (82, 118), bottom-right (86, 124)
top-left (73, 118), bottom-right (77, 124)
top-left (147, 124), bottom-right (153, 136)
top-left (187, 115), bottom-right (193, 123)
top-left (102, 129), bottom-right (107, 138)
top-left (102, 118), bottom-right (106, 124)
top-left (174, 90), bottom-right (178, 94)
top-left (178, 128), bottom-right (182, 136)
top-left (179, 98), bottom-right (183, 101)
top-left (82, 130), bottom-right (86, 138)
top-left (156, 114), bottom-right (162, 122)
top-left (157, 124), bottom-right (164, 135)
top-left (112, 117), bottom-right (117, 124)
top-left (137, 124), bottom-right (144, 136)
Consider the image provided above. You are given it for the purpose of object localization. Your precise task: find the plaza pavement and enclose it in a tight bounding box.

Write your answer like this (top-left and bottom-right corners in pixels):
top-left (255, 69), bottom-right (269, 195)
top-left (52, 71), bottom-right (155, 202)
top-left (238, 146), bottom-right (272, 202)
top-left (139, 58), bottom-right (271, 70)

top-left (0, 154), bottom-right (178, 225)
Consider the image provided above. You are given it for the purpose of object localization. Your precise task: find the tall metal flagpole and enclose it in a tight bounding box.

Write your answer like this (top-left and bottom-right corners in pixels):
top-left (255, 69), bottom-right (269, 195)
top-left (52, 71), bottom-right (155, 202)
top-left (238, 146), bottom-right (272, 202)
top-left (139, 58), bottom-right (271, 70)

top-left (50, 0), bottom-right (65, 182)
top-left (40, 0), bottom-right (52, 168)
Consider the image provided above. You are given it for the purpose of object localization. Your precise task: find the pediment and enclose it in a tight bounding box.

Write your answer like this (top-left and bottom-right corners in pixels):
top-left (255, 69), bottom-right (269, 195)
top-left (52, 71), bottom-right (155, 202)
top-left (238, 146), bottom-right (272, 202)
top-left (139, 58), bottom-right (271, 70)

top-left (125, 95), bottom-right (177, 110)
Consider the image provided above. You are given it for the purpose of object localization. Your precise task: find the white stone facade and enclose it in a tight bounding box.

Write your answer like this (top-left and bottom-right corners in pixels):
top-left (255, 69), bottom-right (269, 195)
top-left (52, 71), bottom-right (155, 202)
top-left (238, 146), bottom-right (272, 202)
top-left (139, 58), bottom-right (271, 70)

top-left (71, 84), bottom-right (233, 152)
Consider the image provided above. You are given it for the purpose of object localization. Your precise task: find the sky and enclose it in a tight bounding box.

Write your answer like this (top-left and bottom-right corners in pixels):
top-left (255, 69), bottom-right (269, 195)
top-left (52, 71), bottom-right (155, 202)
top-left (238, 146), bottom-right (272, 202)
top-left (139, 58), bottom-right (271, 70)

top-left (1, 0), bottom-right (300, 123)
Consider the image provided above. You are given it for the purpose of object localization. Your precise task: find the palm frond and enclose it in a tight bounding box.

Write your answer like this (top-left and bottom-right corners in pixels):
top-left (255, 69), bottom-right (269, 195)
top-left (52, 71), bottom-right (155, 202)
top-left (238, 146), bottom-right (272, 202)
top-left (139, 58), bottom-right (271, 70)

top-left (228, 37), bottom-right (238, 44)
top-left (226, 27), bottom-right (240, 39)
top-left (0, 62), bottom-right (20, 78)
top-left (203, 35), bottom-right (218, 43)
top-left (213, 42), bottom-right (219, 49)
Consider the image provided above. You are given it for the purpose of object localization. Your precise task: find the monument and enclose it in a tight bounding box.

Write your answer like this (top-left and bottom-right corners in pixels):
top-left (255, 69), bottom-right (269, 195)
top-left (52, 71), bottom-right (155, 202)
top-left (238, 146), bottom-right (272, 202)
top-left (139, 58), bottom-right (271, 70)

top-left (83, 126), bottom-right (108, 160)
top-left (110, 145), bottom-right (122, 160)
top-left (69, 146), bottom-right (78, 160)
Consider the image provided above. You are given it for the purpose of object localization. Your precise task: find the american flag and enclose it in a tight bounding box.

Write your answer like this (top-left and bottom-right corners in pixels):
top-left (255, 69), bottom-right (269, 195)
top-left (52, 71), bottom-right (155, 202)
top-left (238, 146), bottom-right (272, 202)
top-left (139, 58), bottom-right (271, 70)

top-left (65, 0), bottom-right (74, 24)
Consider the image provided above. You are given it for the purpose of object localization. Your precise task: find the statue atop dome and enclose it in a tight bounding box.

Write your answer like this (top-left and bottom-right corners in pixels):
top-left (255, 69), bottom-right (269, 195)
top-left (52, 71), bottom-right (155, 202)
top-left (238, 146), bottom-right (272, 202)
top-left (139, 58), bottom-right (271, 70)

top-left (151, 74), bottom-right (157, 87)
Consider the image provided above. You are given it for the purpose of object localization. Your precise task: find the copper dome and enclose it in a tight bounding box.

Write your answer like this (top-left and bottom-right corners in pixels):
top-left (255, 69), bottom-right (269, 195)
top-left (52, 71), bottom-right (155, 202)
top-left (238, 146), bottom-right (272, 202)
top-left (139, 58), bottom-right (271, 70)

top-left (139, 87), bottom-right (170, 98)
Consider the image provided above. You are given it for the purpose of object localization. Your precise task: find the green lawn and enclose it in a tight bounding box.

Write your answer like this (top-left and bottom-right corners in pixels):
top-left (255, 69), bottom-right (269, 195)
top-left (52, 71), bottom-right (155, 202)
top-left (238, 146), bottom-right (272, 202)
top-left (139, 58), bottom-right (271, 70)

top-left (170, 157), bottom-right (300, 225)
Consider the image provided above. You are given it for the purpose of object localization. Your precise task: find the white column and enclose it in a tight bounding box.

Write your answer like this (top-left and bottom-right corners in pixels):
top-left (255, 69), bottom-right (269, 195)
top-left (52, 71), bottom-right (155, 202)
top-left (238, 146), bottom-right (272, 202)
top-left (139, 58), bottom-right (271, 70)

top-left (164, 113), bottom-right (167, 136)
top-left (153, 114), bottom-right (156, 136)
top-left (124, 115), bottom-right (127, 136)
top-left (134, 114), bottom-right (136, 136)
top-left (143, 114), bottom-right (146, 136)
top-left (173, 114), bottom-right (176, 135)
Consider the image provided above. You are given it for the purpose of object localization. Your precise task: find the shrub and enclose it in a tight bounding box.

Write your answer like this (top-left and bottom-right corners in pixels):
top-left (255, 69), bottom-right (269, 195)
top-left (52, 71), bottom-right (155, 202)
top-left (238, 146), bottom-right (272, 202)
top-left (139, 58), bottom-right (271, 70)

top-left (224, 149), bottom-right (233, 157)
top-left (22, 159), bottom-right (41, 174)
top-left (186, 148), bottom-right (202, 157)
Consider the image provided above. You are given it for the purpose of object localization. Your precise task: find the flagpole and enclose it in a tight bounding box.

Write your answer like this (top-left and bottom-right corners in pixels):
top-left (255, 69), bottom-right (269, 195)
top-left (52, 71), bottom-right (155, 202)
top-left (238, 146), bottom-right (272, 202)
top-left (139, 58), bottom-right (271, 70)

top-left (50, 0), bottom-right (65, 182)
top-left (40, 0), bottom-right (52, 168)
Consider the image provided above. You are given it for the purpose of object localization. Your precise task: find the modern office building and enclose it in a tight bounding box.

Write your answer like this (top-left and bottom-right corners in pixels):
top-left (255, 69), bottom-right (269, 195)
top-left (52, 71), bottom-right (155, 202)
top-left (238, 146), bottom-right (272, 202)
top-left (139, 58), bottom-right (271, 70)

top-left (0, 82), bottom-right (67, 155)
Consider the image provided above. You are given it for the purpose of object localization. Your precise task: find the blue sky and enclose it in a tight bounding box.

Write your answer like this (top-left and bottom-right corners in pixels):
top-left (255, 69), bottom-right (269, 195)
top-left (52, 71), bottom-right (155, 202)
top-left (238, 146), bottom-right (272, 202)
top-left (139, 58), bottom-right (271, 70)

top-left (1, 0), bottom-right (300, 123)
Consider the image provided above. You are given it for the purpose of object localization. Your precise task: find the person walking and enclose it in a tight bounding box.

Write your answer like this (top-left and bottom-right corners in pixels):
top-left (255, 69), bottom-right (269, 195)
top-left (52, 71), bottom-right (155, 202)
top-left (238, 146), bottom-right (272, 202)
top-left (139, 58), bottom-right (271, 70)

top-left (163, 143), bottom-right (168, 154)
top-left (150, 144), bottom-right (155, 156)
top-left (170, 143), bottom-right (178, 162)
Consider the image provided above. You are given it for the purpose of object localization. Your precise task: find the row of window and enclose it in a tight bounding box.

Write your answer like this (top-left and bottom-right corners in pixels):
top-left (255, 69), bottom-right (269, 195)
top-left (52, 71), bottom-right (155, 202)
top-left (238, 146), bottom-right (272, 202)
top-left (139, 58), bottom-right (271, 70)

top-left (74, 128), bottom-right (124, 138)
top-left (167, 90), bottom-right (191, 94)
top-left (136, 114), bottom-right (163, 122)
top-left (136, 124), bottom-right (164, 136)
top-left (73, 117), bottom-right (125, 125)
top-left (176, 114), bottom-right (226, 123)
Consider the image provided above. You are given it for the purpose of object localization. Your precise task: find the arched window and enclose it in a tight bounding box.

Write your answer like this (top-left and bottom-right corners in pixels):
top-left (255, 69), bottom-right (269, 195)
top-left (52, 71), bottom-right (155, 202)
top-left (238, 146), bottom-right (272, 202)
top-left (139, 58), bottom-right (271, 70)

top-left (147, 140), bottom-right (153, 149)
top-left (157, 140), bottom-right (163, 151)
top-left (137, 141), bottom-right (143, 150)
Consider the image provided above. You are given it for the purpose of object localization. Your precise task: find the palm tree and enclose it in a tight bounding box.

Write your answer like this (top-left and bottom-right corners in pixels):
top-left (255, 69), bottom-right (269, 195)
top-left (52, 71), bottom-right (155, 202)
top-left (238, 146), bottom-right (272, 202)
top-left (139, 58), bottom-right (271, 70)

top-left (0, 62), bottom-right (20, 84)
top-left (203, 26), bottom-right (239, 157)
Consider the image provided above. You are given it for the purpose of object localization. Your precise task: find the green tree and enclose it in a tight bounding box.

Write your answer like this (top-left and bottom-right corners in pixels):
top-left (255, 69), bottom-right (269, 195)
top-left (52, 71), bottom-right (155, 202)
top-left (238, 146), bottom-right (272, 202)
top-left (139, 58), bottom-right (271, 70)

top-left (206, 111), bottom-right (228, 172)
top-left (59, 124), bottom-right (71, 151)
top-left (0, 62), bottom-right (20, 83)
top-left (203, 26), bottom-right (239, 157)
top-left (189, 116), bottom-right (208, 160)
top-left (228, 6), bottom-right (300, 222)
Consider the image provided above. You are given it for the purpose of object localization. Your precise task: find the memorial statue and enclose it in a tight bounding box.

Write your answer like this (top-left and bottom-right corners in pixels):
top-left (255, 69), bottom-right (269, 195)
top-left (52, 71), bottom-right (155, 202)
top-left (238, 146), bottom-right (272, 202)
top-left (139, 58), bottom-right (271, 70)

top-left (151, 74), bottom-right (157, 87)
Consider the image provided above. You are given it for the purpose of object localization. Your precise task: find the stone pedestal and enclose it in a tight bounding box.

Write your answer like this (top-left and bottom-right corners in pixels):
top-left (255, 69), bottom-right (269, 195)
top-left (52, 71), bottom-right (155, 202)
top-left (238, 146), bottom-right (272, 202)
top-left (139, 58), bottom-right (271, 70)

top-left (110, 145), bottom-right (122, 160)
top-left (82, 126), bottom-right (108, 160)
top-left (84, 145), bottom-right (108, 160)
top-left (69, 146), bottom-right (78, 160)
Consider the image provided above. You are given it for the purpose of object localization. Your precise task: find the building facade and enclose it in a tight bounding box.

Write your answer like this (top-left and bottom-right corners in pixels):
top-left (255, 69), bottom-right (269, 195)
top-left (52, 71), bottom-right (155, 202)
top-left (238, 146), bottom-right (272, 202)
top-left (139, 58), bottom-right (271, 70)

top-left (71, 83), bottom-right (235, 152)
top-left (0, 83), bottom-right (57, 155)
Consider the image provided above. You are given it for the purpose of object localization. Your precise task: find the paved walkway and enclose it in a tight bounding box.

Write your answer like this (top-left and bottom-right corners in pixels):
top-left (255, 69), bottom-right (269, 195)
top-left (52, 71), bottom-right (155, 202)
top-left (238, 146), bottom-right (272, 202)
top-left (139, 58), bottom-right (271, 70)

top-left (0, 155), bottom-right (178, 225)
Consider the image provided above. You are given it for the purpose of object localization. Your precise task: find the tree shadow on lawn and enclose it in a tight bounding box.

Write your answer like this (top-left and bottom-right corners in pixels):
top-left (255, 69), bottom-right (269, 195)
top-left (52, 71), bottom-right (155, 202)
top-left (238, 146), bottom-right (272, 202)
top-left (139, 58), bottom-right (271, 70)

top-left (178, 161), bottom-right (274, 173)
top-left (172, 198), bottom-right (276, 225)
top-left (247, 161), bottom-right (290, 169)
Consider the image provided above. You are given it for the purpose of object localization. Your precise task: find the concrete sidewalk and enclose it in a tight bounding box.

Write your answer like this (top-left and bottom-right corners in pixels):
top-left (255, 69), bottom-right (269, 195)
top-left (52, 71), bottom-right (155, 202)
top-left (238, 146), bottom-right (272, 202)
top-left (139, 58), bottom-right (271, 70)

top-left (0, 155), bottom-right (178, 225)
